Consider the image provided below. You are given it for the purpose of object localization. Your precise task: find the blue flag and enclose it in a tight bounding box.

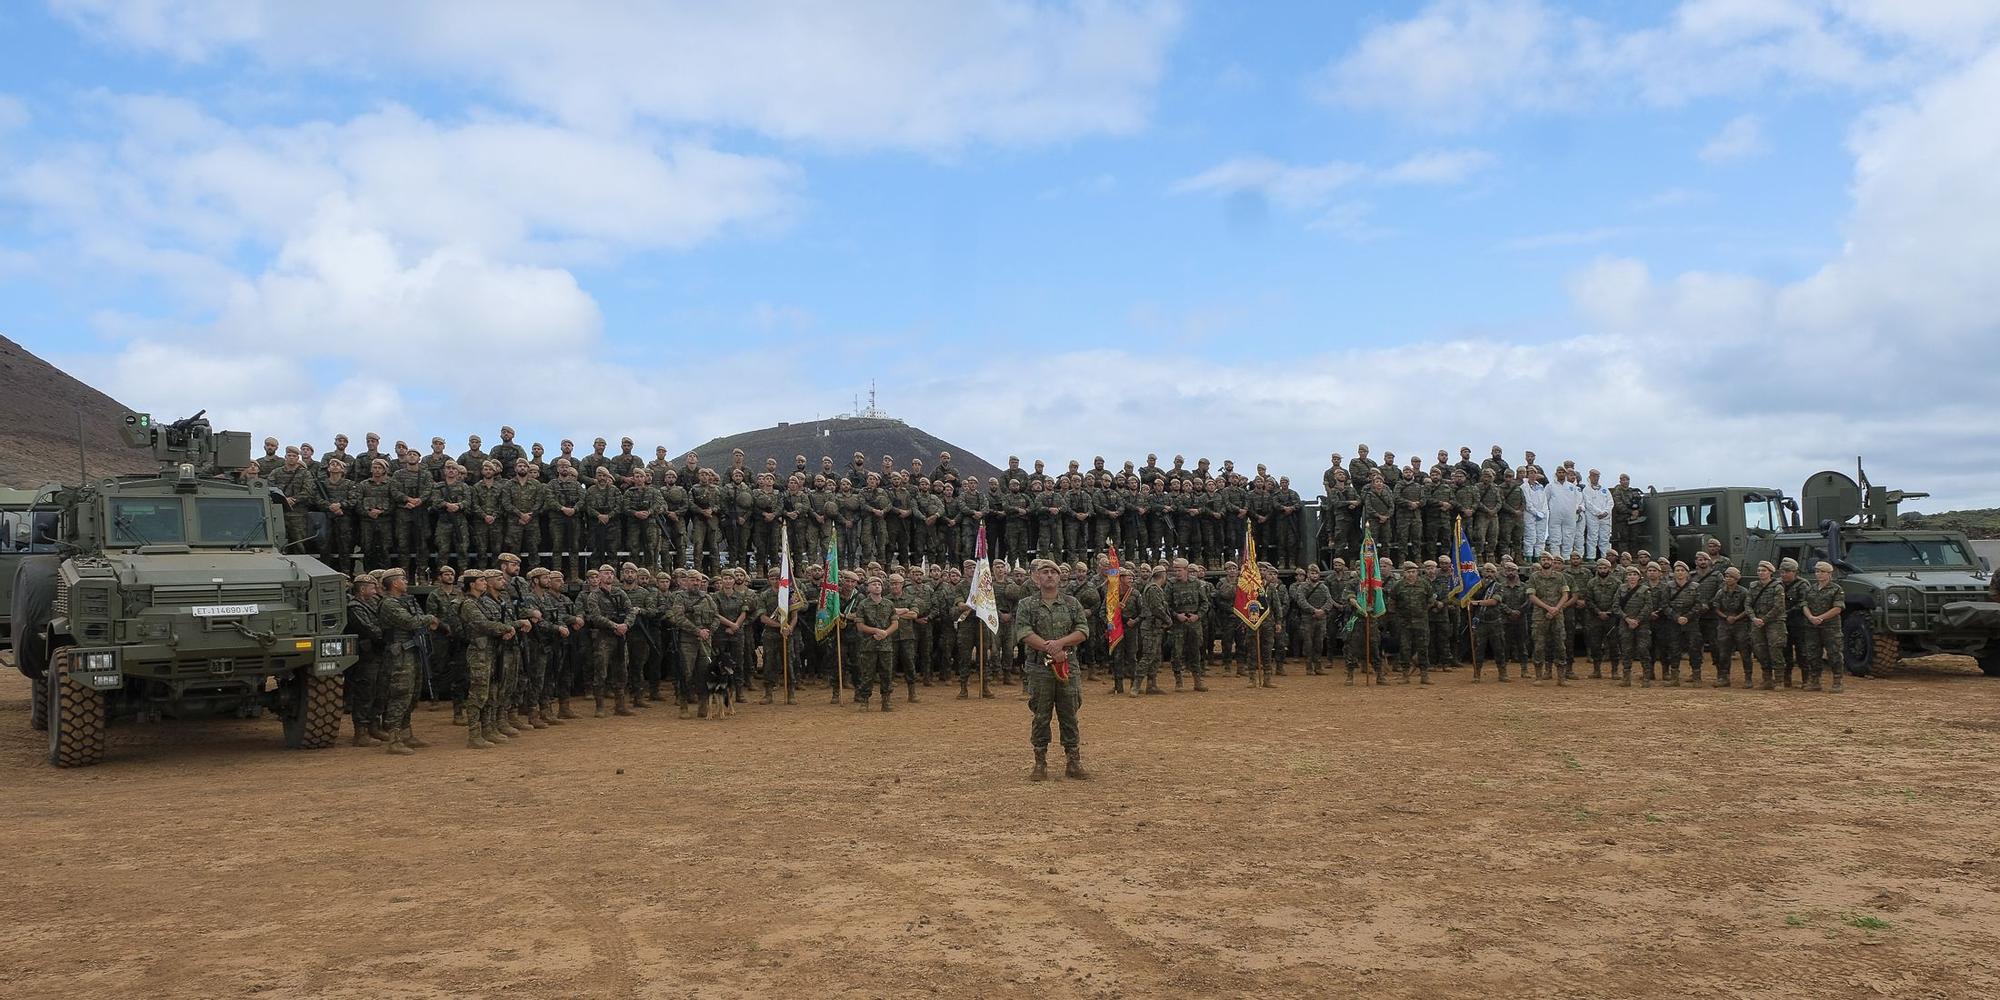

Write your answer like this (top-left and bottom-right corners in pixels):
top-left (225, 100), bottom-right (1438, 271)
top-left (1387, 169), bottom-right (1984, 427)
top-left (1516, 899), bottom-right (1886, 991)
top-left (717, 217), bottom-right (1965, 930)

top-left (1449, 517), bottom-right (1484, 605)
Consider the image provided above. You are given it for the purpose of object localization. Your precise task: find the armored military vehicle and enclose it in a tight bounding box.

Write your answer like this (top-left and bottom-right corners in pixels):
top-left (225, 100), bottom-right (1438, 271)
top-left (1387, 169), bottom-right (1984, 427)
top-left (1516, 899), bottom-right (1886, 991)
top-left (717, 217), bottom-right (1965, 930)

top-left (1642, 466), bottom-right (1999, 677)
top-left (9, 412), bottom-right (358, 767)
top-left (1, 486), bottom-right (62, 651)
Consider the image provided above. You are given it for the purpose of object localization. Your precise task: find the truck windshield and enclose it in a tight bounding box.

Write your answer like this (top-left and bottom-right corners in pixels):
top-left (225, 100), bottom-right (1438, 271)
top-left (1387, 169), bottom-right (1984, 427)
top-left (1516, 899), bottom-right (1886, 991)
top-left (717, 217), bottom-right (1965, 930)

top-left (1844, 538), bottom-right (1976, 569)
top-left (194, 497), bottom-right (269, 545)
top-left (1742, 497), bottom-right (1780, 532)
top-left (108, 497), bottom-right (187, 545)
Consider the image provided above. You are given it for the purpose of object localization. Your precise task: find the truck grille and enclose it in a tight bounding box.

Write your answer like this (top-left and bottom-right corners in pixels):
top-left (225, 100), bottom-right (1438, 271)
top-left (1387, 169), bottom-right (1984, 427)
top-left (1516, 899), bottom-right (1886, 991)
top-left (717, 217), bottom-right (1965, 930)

top-left (150, 584), bottom-right (290, 608)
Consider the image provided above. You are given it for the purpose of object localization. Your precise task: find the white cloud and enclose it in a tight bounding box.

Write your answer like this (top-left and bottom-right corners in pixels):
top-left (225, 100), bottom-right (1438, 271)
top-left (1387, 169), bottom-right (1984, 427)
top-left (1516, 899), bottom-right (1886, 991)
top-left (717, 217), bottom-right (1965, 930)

top-left (1315, 0), bottom-right (2000, 127)
top-left (1380, 148), bottom-right (1498, 184)
top-left (1699, 113), bottom-right (1770, 162)
top-left (52, 0), bottom-right (1186, 150)
top-left (1170, 155), bottom-right (1364, 211)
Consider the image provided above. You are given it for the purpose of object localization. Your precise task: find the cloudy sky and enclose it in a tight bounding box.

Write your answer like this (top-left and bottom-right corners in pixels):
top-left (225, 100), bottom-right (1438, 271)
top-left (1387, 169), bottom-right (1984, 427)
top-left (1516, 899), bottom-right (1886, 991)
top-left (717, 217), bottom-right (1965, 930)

top-left (2, 1), bottom-right (1997, 507)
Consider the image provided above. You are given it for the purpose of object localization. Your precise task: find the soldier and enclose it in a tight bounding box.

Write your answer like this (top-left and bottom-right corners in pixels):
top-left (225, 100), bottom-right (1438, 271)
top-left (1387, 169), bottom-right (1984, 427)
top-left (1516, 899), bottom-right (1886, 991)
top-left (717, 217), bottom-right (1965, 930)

top-left (669, 570), bottom-right (721, 718)
top-left (431, 462), bottom-right (473, 576)
top-left (1016, 559), bottom-right (1090, 781)
top-left (501, 458), bottom-right (550, 567)
top-left (1610, 473), bottom-right (1639, 554)
top-left (546, 459), bottom-right (586, 577)
top-left (456, 570), bottom-right (520, 749)
top-left (1163, 558), bottom-right (1207, 691)
top-left (1466, 563), bottom-right (1509, 681)
top-left (1290, 565), bottom-right (1333, 676)
top-left (582, 563), bottom-right (635, 717)
top-left (1690, 551), bottom-right (1723, 683)
top-left (1778, 557), bottom-right (1809, 686)
top-left (1389, 562), bottom-right (1432, 684)
top-left (317, 459), bottom-right (358, 573)
top-left (848, 575), bottom-right (898, 712)
top-left (389, 450), bottom-right (432, 578)
top-left (488, 427), bottom-right (525, 477)
top-left (887, 573), bottom-right (924, 702)
top-left (1472, 468), bottom-right (1503, 564)
top-left (1582, 559), bottom-right (1620, 679)
top-left (357, 459), bottom-right (397, 571)
top-left (1655, 562), bottom-right (1696, 686)
top-left (713, 568), bottom-right (753, 707)
top-left (1614, 566), bottom-right (1655, 686)
top-left (578, 438), bottom-right (612, 484)
top-left (345, 573), bottom-right (386, 746)
top-left (1527, 553), bottom-right (1570, 684)
top-left (377, 567), bottom-right (440, 754)
top-left (466, 459), bottom-right (503, 569)
top-left (581, 467), bottom-right (623, 565)
top-left (1748, 560), bottom-right (1788, 690)
top-left (1712, 566), bottom-right (1754, 687)
top-left (1798, 561), bottom-right (1846, 693)
top-left (758, 565), bottom-right (797, 704)
top-left (456, 436), bottom-right (489, 479)
top-left (530, 568), bottom-right (579, 721)
top-left (609, 437), bottom-right (643, 480)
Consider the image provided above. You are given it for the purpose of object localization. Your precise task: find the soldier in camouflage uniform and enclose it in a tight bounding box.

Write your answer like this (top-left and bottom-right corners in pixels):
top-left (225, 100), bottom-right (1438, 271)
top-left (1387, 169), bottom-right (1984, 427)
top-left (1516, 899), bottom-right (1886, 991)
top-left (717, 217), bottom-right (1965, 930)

top-left (468, 460), bottom-right (504, 569)
top-left (1291, 565), bottom-right (1333, 675)
top-left (456, 570), bottom-right (518, 749)
top-left (1164, 558), bottom-right (1207, 691)
top-left (430, 462), bottom-right (472, 576)
top-left (346, 573), bottom-right (386, 746)
top-left (377, 568), bottom-right (440, 753)
top-left (1580, 559), bottom-right (1619, 678)
top-left (358, 459), bottom-right (398, 572)
top-left (623, 471), bottom-right (661, 570)
top-left (1527, 553), bottom-right (1570, 684)
top-left (583, 564), bottom-right (635, 717)
top-left (1613, 566), bottom-right (1655, 686)
top-left (1712, 567), bottom-right (1754, 687)
top-left (1798, 561), bottom-right (1846, 693)
top-left (1388, 563), bottom-right (1432, 684)
top-left (848, 576), bottom-right (898, 711)
top-left (1015, 559), bottom-right (1090, 781)
top-left (1748, 560), bottom-right (1788, 690)
top-left (669, 571), bottom-right (721, 718)
top-left (758, 565), bottom-right (798, 704)
top-left (493, 459), bottom-right (544, 568)
top-left (1466, 563), bottom-right (1512, 681)
top-left (1778, 557), bottom-right (1809, 687)
top-left (389, 450), bottom-right (432, 578)
top-left (267, 447), bottom-right (316, 553)
top-left (318, 459), bottom-right (358, 574)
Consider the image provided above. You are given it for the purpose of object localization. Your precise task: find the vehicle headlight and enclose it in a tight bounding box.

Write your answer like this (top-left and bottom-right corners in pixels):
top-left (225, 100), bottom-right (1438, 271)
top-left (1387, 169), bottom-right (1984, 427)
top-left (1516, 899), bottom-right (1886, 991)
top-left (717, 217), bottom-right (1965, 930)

top-left (83, 650), bottom-right (116, 671)
top-left (1885, 591), bottom-right (1901, 607)
top-left (318, 638), bottom-right (348, 658)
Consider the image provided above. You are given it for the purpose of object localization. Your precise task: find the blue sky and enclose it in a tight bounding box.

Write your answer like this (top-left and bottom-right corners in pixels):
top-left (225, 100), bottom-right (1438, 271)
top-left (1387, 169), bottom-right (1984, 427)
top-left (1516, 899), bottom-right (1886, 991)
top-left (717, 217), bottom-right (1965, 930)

top-left (3, 1), bottom-right (1998, 506)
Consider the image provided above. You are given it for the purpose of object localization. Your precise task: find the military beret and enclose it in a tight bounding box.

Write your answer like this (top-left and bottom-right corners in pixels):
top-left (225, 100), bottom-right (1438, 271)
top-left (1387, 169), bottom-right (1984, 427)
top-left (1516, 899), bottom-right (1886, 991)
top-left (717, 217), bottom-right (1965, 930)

top-left (1400, 561), bottom-right (1417, 570)
top-left (1779, 557), bottom-right (1800, 571)
top-left (526, 567), bottom-right (549, 579)
top-left (1029, 558), bottom-right (1058, 571)
top-left (378, 567), bottom-right (406, 581)
top-left (1757, 560), bottom-right (1776, 572)
top-left (1171, 558), bottom-right (1189, 568)
top-left (498, 552), bottom-right (521, 564)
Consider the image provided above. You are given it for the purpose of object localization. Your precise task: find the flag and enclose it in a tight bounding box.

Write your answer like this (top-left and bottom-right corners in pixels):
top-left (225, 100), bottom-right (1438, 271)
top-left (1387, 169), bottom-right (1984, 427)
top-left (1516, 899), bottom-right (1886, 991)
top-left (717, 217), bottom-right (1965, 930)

top-left (1104, 543), bottom-right (1126, 651)
top-left (1448, 517), bottom-right (1483, 605)
top-left (777, 525), bottom-right (793, 618)
top-left (1358, 523), bottom-right (1387, 616)
top-left (814, 531), bottom-right (841, 640)
top-left (1232, 523), bottom-right (1267, 628)
top-left (967, 524), bottom-right (999, 633)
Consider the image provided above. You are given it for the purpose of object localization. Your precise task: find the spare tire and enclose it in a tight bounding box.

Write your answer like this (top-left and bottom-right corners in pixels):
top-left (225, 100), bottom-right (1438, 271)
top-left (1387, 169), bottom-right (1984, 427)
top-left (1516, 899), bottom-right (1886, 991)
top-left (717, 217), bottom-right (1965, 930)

top-left (9, 556), bottom-right (58, 679)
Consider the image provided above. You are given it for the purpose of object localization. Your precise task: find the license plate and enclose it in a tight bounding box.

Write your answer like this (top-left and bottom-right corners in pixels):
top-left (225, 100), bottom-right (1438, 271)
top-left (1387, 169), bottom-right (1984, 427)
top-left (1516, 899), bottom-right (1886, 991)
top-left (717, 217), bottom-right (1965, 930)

top-left (192, 604), bottom-right (259, 618)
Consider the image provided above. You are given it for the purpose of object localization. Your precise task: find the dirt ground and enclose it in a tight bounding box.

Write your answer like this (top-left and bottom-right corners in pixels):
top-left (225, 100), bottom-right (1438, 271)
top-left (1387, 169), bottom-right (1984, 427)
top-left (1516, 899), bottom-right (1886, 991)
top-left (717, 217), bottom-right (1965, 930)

top-left (3, 656), bottom-right (1998, 1000)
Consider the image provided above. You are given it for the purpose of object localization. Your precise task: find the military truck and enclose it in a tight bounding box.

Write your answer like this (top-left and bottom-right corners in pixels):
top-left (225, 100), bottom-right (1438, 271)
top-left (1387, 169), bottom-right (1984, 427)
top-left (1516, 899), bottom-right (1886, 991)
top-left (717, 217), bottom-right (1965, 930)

top-left (1642, 466), bottom-right (2000, 678)
top-left (9, 412), bottom-right (358, 767)
top-left (1, 487), bottom-right (62, 651)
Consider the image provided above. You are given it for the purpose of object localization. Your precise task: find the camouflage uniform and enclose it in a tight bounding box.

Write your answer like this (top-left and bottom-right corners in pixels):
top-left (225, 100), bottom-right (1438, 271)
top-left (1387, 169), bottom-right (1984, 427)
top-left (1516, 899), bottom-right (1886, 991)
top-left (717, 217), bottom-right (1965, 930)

top-left (1797, 579), bottom-right (1846, 689)
top-left (1526, 565), bottom-right (1570, 681)
top-left (1712, 583), bottom-right (1755, 686)
top-left (1748, 576), bottom-right (1788, 689)
top-left (1388, 572), bottom-right (1432, 682)
top-left (455, 586), bottom-right (513, 746)
top-left (356, 474), bottom-right (399, 571)
top-left (431, 475), bottom-right (473, 573)
top-left (848, 593), bottom-right (897, 707)
top-left (583, 583), bottom-right (635, 713)
top-left (1015, 588), bottom-right (1089, 760)
top-left (389, 462), bottom-right (432, 575)
top-left (1614, 576), bottom-right (1657, 684)
top-left (469, 472), bottom-right (505, 568)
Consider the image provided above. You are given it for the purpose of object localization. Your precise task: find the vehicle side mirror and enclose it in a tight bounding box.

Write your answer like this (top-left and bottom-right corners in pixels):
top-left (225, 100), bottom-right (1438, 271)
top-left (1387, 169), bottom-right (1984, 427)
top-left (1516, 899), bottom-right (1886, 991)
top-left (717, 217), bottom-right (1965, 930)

top-left (1982, 557), bottom-right (1992, 573)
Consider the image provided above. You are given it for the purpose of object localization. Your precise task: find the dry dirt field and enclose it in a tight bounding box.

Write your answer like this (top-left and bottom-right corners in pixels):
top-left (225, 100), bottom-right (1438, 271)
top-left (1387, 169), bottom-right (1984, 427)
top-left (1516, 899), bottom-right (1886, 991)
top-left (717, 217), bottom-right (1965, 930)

top-left (3, 657), bottom-right (1998, 1000)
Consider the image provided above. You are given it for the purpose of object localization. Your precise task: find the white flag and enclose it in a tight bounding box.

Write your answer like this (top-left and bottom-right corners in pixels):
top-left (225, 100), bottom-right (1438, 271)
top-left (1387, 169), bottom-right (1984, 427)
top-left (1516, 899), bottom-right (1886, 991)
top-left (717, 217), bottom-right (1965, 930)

top-left (967, 524), bottom-right (998, 633)
top-left (777, 525), bottom-right (792, 617)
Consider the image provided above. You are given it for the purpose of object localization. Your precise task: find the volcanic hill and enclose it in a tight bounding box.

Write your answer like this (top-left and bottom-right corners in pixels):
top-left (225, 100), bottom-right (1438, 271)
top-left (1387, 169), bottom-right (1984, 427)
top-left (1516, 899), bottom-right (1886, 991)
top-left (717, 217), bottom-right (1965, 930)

top-left (681, 416), bottom-right (1001, 484)
top-left (0, 334), bottom-right (153, 489)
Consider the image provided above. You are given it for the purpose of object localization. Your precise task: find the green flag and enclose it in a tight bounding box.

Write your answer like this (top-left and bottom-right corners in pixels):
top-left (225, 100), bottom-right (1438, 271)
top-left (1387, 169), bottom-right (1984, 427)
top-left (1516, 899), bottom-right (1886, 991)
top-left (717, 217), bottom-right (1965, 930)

top-left (1358, 523), bottom-right (1387, 616)
top-left (814, 533), bottom-right (842, 641)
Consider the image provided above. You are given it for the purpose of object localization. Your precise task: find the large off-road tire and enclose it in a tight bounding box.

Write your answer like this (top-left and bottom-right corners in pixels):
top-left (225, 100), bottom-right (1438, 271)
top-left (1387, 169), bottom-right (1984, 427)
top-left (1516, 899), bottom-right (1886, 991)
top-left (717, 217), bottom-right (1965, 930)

top-left (1977, 650), bottom-right (2000, 679)
top-left (30, 674), bottom-right (47, 731)
top-left (10, 555), bottom-right (57, 679)
top-left (1872, 631), bottom-right (1900, 676)
top-left (282, 671), bottom-right (343, 750)
top-left (1843, 616), bottom-right (1873, 677)
top-left (46, 647), bottom-right (106, 768)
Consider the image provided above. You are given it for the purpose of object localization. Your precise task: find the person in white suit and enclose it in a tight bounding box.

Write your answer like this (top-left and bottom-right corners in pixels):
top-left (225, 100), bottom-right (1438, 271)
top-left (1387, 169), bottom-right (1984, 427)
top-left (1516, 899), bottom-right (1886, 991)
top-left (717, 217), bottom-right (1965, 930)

top-left (1549, 468), bottom-right (1584, 558)
top-left (1582, 469), bottom-right (1613, 559)
top-left (1524, 469), bottom-right (1551, 557)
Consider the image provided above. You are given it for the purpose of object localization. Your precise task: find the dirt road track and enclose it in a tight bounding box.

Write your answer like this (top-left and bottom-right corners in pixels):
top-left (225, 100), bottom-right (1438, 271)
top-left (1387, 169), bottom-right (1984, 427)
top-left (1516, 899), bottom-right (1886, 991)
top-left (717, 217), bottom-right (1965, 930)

top-left (3, 659), bottom-right (1998, 999)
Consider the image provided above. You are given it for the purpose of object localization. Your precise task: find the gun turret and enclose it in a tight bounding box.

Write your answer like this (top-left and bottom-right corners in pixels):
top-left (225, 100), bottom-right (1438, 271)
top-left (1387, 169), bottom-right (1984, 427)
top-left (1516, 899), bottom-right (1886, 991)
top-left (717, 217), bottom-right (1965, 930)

top-left (120, 412), bottom-right (251, 475)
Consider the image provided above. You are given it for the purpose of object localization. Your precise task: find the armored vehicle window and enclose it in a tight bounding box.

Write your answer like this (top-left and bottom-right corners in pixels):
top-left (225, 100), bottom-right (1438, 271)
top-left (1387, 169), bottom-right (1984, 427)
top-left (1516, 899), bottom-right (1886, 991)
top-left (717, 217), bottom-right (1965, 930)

top-left (1845, 538), bottom-right (1976, 570)
top-left (108, 498), bottom-right (187, 546)
top-left (1670, 499), bottom-right (1716, 529)
top-left (1743, 498), bottom-right (1779, 532)
top-left (194, 497), bottom-right (269, 545)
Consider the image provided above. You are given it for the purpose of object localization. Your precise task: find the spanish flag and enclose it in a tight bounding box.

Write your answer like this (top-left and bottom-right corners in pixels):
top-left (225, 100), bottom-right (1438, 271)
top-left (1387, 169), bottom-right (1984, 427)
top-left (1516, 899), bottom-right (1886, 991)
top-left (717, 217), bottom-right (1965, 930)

top-left (1232, 524), bottom-right (1267, 628)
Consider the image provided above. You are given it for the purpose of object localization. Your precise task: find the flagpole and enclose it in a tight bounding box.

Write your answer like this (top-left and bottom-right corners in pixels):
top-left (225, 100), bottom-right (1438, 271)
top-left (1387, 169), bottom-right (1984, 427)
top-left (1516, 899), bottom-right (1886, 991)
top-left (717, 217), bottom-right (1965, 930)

top-left (834, 627), bottom-right (843, 705)
top-left (978, 628), bottom-right (987, 697)
top-left (783, 620), bottom-right (792, 704)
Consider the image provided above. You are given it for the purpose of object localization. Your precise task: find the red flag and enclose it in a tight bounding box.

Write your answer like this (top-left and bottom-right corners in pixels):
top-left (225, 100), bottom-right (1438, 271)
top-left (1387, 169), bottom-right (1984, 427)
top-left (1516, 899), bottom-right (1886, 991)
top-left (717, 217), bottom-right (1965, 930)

top-left (1104, 544), bottom-right (1126, 652)
top-left (1231, 524), bottom-right (1268, 628)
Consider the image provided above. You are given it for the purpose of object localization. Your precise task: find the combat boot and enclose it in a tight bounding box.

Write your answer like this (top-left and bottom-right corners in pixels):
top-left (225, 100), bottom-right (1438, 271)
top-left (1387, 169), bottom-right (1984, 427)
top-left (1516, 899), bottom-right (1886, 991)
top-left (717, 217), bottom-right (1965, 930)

top-left (485, 715), bottom-right (510, 742)
top-left (592, 695), bottom-right (606, 719)
top-left (1496, 665), bottom-right (1510, 682)
top-left (631, 688), bottom-right (652, 708)
top-left (528, 708), bottom-right (549, 729)
top-left (1417, 666), bottom-right (1431, 686)
top-left (402, 727), bottom-right (431, 749)
top-left (498, 713), bottom-right (523, 737)
top-left (1174, 675), bottom-right (1184, 691)
top-left (1064, 748), bottom-right (1089, 780)
top-left (857, 695), bottom-right (873, 712)
top-left (614, 692), bottom-right (635, 717)
top-left (1620, 669), bottom-right (1633, 688)
top-left (467, 725), bottom-right (494, 750)
top-left (1246, 670), bottom-right (1259, 688)
top-left (1127, 678), bottom-right (1139, 698)
top-left (958, 677), bottom-right (970, 700)
top-left (980, 684), bottom-right (995, 699)
top-left (452, 706), bottom-right (466, 726)
top-left (541, 701), bottom-right (565, 726)
top-left (1374, 668), bottom-right (1388, 685)
top-left (1193, 676), bottom-right (1208, 692)
top-left (1345, 666), bottom-right (1356, 686)
top-left (1761, 670), bottom-right (1776, 691)
top-left (1030, 749), bottom-right (1049, 782)
top-left (1814, 675), bottom-right (1825, 692)
top-left (760, 685), bottom-right (774, 705)
top-left (1590, 662), bottom-right (1603, 679)
top-left (1261, 672), bottom-right (1277, 688)
top-left (1555, 667), bottom-right (1567, 687)
top-left (881, 690), bottom-right (893, 712)
top-left (368, 723), bottom-right (394, 742)
top-left (1831, 675), bottom-right (1844, 693)
top-left (1145, 676), bottom-right (1162, 695)
top-left (385, 735), bottom-right (415, 756)
top-left (906, 679), bottom-right (919, 703)
top-left (557, 698), bottom-right (578, 720)
top-left (352, 727), bottom-right (380, 748)
top-left (1111, 676), bottom-right (1124, 694)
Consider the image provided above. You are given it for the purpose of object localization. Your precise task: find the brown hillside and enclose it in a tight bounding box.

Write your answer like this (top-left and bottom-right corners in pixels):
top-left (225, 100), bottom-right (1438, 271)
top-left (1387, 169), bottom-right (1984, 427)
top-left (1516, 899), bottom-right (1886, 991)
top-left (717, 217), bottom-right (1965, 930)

top-left (0, 334), bottom-right (155, 489)
top-left (682, 417), bottom-right (1001, 484)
